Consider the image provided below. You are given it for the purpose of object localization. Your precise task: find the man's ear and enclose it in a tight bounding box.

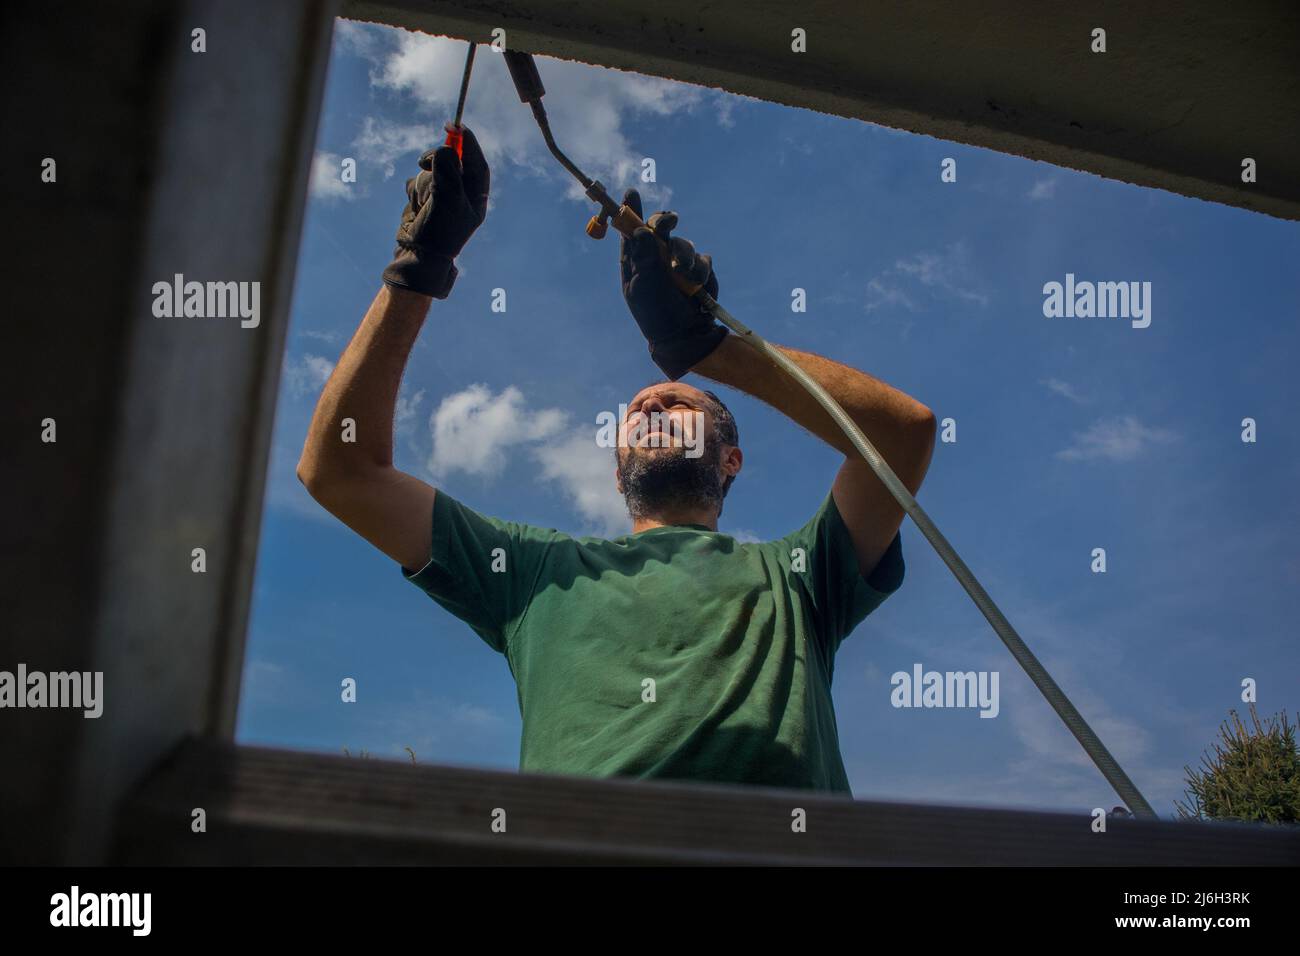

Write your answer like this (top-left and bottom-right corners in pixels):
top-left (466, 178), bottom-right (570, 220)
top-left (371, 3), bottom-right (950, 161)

top-left (614, 464), bottom-right (624, 495)
top-left (722, 445), bottom-right (743, 479)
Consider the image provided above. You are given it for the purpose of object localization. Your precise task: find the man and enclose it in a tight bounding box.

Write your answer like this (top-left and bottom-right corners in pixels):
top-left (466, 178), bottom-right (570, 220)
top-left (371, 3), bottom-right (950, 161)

top-left (298, 126), bottom-right (936, 794)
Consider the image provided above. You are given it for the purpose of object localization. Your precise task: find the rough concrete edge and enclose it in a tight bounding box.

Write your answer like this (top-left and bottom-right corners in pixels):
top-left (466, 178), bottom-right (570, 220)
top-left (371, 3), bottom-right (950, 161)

top-left (336, 3), bottom-right (1299, 221)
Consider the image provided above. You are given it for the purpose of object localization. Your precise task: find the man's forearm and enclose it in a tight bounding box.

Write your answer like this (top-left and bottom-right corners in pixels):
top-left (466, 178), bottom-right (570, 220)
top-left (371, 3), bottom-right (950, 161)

top-left (297, 284), bottom-right (432, 485)
top-left (692, 333), bottom-right (935, 491)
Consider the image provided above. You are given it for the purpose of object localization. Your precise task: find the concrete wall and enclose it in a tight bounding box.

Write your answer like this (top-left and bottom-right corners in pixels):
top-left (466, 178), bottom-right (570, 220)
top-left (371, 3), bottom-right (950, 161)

top-left (2, 0), bottom-right (337, 864)
top-left (345, 0), bottom-right (1300, 220)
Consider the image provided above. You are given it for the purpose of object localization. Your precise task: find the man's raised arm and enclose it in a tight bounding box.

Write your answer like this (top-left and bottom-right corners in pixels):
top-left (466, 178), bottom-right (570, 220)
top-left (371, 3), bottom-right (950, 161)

top-left (296, 126), bottom-right (490, 572)
top-left (693, 335), bottom-right (935, 580)
top-left (616, 187), bottom-right (933, 580)
top-left (297, 285), bottom-right (439, 571)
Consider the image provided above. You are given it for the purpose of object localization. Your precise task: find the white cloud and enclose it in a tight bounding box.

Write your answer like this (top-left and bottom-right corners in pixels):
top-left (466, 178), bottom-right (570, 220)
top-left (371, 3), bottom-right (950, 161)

top-left (532, 431), bottom-right (628, 536)
top-left (1027, 177), bottom-right (1057, 200)
top-left (333, 19), bottom-right (384, 60)
top-left (299, 328), bottom-right (342, 345)
top-left (864, 242), bottom-right (989, 313)
top-left (1056, 416), bottom-right (1179, 462)
top-left (395, 386), bottom-right (424, 435)
top-left (422, 384), bottom-right (629, 534)
top-left (775, 134), bottom-right (814, 168)
top-left (1040, 377), bottom-right (1087, 404)
top-left (352, 116), bottom-right (432, 181)
top-left (275, 377), bottom-right (627, 535)
top-left (446, 701), bottom-right (504, 728)
top-left (895, 245), bottom-right (990, 306)
top-left (308, 151), bottom-right (360, 202)
top-left (864, 276), bottom-right (919, 313)
top-left (283, 353), bottom-right (335, 398)
top-left (338, 25), bottom-right (741, 209)
top-left (368, 29), bottom-right (474, 111)
top-left (426, 384), bottom-right (566, 480)
top-left (894, 252), bottom-right (946, 285)
top-left (716, 97), bottom-right (739, 129)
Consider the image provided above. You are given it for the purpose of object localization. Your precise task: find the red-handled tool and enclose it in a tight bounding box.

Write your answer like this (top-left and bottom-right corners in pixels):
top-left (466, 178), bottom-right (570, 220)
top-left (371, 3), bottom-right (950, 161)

top-left (443, 42), bottom-right (476, 160)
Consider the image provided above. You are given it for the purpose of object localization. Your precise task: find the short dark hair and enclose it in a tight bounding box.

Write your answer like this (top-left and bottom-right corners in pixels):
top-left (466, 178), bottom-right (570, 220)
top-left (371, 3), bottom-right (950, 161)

top-left (697, 389), bottom-right (739, 499)
top-left (699, 388), bottom-right (739, 448)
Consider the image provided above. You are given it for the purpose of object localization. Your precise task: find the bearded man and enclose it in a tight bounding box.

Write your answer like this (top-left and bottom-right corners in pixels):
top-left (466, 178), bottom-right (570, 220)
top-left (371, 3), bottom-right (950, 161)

top-left (298, 127), bottom-right (936, 793)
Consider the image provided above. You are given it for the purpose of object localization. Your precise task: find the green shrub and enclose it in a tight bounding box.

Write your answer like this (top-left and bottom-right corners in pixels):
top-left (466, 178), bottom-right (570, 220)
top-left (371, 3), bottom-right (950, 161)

top-left (1176, 706), bottom-right (1300, 824)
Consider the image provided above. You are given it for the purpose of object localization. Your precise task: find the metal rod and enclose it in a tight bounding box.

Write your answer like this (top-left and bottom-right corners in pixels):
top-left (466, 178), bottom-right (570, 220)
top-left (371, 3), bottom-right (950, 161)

top-left (700, 293), bottom-right (1157, 818)
top-left (453, 43), bottom-right (476, 127)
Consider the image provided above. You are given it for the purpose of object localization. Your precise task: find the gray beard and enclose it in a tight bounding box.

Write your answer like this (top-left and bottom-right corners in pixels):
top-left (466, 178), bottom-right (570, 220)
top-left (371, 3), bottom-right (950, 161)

top-left (617, 441), bottom-right (725, 521)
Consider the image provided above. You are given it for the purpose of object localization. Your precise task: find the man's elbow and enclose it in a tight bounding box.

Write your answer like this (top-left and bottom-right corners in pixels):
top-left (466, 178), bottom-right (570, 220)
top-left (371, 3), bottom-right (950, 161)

top-left (296, 460), bottom-right (353, 517)
top-left (903, 404), bottom-right (937, 492)
top-left (296, 450), bottom-right (344, 503)
top-left (911, 404), bottom-right (937, 449)
top-left (296, 457), bottom-right (325, 499)
top-left (297, 451), bottom-right (388, 510)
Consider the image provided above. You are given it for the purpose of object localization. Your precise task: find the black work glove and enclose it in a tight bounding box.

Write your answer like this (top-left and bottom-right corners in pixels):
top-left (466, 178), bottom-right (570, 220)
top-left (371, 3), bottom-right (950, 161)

top-left (382, 125), bottom-right (490, 299)
top-left (619, 188), bottom-right (726, 380)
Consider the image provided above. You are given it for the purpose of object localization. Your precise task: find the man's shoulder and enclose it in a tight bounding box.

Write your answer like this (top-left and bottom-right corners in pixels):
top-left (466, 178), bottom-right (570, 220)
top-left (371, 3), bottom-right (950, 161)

top-left (436, 487), bottom-right (572, 542)
top-left (758, 492), bottom-right (840, 547)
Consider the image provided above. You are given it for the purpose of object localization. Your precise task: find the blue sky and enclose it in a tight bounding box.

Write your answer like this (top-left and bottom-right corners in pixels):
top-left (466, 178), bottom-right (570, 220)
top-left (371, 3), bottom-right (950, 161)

top-left (237, 20), bottom-right (1300, 817)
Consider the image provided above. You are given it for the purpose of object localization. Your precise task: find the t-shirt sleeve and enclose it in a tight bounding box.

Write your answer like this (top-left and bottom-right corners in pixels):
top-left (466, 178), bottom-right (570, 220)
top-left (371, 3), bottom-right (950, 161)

top-left (775, 491), bottom-right (905, 653)
top-left (400, 489), bottom-right (560, 655)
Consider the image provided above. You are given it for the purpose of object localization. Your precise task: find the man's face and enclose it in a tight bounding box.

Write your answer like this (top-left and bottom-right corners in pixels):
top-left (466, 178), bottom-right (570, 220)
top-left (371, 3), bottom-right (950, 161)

top-left (614, 383), bottom-right (738, 520)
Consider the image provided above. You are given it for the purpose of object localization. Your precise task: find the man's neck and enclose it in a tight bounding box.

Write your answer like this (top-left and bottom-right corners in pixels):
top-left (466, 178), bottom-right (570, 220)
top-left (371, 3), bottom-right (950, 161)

top-left (630, 506), bottom-right (718, 533)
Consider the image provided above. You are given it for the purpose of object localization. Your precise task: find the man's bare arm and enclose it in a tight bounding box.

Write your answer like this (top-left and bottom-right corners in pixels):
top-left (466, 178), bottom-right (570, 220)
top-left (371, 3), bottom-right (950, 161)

top-left (692, 334), bottom-right (935, 578)
top-left (296, 284), bottom-right (437, 571)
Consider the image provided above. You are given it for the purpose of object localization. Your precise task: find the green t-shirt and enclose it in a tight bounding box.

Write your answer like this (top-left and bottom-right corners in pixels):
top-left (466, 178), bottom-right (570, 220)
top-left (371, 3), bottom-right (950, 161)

top-left (402, 489), bottom-right (905, 794)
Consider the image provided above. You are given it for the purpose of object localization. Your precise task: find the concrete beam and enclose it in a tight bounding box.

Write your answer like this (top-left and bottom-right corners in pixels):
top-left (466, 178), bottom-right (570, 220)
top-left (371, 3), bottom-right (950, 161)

top-left (2, 0), bottom-right (336, 864)
top-left (343, 0), bottom-right (1300, 220)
